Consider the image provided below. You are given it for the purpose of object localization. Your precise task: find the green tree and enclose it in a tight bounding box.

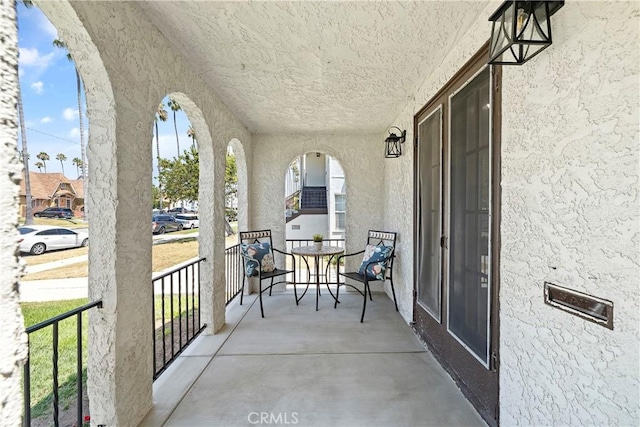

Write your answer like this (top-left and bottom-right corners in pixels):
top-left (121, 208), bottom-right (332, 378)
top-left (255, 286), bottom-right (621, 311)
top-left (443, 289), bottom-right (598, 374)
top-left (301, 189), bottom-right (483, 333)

top-left (225, 152), bottom-right (237, 209)
top-left (36, 152), bottom-right (49, 172)
top-left (152, 185), bottom-right (162, 209)
top-left (158, 147), bottom-right (199, 205)
top-left (72, 157), bottom-right (82, 178)
top-left (187, 125), bottom-right (197, 149)
top-left (35, 162), bottom-right (44, 173)
top-left (56, 153), bottom-right (67, 175)
top-left (291, 158), bottom-right (300, 183)
top-left (167, 96), bottom-right (181, 154)
top-left (157, 148), bottom-right (238, 209)
top-left (155, 102), bottom-right (168, 209)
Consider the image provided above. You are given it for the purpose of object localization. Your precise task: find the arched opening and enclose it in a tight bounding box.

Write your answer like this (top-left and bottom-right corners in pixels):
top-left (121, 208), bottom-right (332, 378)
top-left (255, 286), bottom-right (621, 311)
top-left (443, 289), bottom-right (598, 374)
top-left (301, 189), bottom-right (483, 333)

top-left (19, 0), bottom-right (119, 424)
top-left (224, 138), bottom-right (247, 304)
top-left (285, 152), bottom-right (346, 241)
top-left (285, 151), bottom-right (347, 291)
top-left (150, 91), bottom-right (221, 379)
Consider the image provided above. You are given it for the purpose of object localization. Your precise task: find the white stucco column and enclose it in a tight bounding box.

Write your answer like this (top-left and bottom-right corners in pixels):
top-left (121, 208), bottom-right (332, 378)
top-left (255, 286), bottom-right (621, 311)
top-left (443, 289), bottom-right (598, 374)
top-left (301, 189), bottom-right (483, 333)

top-left (198, 134), bottom-right (227, 333)
top-left (86, 106), bottom-right (154, 425)
top-left (0, 2), bottom-right (28, 424)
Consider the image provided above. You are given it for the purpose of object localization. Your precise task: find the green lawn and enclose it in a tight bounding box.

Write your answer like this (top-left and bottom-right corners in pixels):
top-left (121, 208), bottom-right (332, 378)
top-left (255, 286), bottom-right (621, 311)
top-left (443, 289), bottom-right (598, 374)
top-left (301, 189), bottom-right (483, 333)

top-left (21, 295), bottom-right (194, 419)
top-left (154, 294), bottom-right (199, 330)
top-left (21, 298), bottom-right (90, 419)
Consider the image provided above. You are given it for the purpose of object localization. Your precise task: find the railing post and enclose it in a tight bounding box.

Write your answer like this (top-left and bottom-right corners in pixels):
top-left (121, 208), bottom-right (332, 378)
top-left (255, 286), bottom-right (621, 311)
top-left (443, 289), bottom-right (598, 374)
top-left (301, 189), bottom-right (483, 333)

top-left (23, 338), bottom-right (31, 427)
top-left (52, 322), bottom-right (59, 427)
top-left (152, 258), bottom-right (207, 380)
top-left (77, 313), bottom-right (83, 427)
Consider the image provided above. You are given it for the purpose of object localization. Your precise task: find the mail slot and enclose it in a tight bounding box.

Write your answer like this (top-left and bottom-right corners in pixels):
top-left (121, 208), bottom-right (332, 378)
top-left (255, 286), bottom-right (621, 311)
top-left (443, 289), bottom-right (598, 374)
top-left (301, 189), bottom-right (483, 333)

top-left (544, 282), bottom-right (613, 330)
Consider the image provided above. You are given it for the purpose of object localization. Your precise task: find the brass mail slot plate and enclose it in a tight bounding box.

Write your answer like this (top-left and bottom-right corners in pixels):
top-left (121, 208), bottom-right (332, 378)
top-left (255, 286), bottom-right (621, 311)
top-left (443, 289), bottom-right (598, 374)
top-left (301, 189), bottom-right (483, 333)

top-left (544, 282), bottom-right (613, 330)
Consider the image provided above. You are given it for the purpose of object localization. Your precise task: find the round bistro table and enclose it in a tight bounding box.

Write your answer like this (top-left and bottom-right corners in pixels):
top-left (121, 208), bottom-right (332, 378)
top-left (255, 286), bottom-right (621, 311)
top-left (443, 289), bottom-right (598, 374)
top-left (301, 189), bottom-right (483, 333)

top-left (290, 245), bottom-right (343, 311)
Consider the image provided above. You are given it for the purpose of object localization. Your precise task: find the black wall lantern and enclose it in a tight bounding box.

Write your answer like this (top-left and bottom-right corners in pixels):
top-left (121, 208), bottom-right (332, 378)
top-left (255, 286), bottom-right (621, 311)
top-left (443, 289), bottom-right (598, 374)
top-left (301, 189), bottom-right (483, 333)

top-left (385, 127), bottom-right (406, 158)
top-left (488, 1), bottom-right (564, 65)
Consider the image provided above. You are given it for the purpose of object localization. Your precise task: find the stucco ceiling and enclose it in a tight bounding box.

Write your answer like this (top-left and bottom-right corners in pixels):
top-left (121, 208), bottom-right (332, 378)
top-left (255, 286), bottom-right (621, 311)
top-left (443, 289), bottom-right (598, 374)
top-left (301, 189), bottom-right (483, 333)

top-left (138, 1), bottom-right (490, 134)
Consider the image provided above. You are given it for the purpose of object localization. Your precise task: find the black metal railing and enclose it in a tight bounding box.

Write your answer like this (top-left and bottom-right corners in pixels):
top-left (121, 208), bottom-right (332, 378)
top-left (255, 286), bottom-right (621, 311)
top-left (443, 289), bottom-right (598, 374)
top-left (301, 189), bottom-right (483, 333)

top-left (226, 244), bottom-right (242, 305)
top-left (286, 239), bottom-right (346, 284)
top-left (23, 299), bottom-right (103, 427)
top-left (300, 186), bottom-right (328, 210)
top-left (152, 257), bottom-right (206, 380)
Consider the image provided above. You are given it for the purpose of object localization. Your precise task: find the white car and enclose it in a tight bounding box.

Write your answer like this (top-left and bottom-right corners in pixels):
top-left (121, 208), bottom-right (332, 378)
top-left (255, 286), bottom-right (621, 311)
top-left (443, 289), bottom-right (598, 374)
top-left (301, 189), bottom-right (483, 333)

top-left (175, 214), bottom-right (199, 229)
top-left (18, 225), bottom-right (89, 255)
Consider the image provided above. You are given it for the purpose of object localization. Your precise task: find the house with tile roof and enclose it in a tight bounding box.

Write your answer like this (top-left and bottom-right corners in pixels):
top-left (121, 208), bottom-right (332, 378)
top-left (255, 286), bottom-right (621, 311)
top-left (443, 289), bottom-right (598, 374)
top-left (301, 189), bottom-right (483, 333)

top-left (18, 172), bottom-right (84, 217)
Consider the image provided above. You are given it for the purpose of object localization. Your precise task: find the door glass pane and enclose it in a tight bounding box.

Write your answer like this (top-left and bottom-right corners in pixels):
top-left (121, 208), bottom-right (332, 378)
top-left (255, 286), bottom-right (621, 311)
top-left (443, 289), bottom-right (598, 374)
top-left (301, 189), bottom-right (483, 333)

top-left (448, 68), bottom-right (490, 364)
top-left (417, 107), bottom-right (442, 320)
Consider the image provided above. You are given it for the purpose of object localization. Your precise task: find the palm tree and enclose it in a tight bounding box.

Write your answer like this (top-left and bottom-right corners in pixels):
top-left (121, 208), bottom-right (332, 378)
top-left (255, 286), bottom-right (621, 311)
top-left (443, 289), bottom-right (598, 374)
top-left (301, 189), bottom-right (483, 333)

top-left (18, 0), bottom-right (34, 225)
top-left (56, 153), bottom-right (67, 175)
top-left (35, 162), bottom-right (44, 172)
top-left (54, 38), bottom-right (87, 219)
top-left (187, 125), bottom-right (198, 150)
top-left (36, 152), bottom-right (49, 173)
top-left (167, 96), bottom-right (181, 154)
top-left (156, 102), bottom-right (168, 209)
top-left (72, 157), bottom-right (83, 178)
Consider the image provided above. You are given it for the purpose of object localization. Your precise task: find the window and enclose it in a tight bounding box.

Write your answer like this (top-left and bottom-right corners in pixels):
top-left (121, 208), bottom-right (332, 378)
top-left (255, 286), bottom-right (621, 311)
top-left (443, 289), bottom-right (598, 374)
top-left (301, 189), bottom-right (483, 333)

top-left (56, 229), bottom-right (76, 235)
top-left (60, 183), bottom-right (67, 189)
top-left (334, 194), bottom-right (346, 230)
top-left (66, 199), bottom-right (71, 208)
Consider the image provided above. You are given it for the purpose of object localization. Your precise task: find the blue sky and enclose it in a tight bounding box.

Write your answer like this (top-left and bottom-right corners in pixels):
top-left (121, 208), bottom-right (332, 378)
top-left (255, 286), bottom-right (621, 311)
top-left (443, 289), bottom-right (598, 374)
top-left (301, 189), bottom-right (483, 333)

top-left (17, 3), bottom-right (192, 180)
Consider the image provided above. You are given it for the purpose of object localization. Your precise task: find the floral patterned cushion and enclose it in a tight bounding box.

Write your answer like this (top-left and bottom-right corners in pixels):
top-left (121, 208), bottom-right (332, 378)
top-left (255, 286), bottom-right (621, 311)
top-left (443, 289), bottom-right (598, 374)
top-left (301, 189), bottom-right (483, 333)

top-left (241, 242), bottom-right (276, 276)
top-left (358, 244), bottom-right (393, 280)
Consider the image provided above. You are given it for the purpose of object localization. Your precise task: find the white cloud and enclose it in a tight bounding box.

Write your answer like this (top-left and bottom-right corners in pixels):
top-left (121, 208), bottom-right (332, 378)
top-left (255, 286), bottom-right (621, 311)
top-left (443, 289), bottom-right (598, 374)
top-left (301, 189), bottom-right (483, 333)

top-left (30, 81), bottom-right (44, 94)
top-left (63, 108), bottom-right (79, 121)
top-left (19, 47), bottom-right (55, 69)
top-left (69, 128), bottom-right (80, 138)
top-left (40, 116), bottom-right (52, 124)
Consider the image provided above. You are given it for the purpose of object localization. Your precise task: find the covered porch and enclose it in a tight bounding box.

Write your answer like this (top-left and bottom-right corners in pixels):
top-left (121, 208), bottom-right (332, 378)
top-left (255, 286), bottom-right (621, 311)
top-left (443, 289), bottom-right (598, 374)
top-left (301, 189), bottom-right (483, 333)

top-left (142, 292), bottom-right (483, 426)
top-left (1, 1), bottom-right (638, 426)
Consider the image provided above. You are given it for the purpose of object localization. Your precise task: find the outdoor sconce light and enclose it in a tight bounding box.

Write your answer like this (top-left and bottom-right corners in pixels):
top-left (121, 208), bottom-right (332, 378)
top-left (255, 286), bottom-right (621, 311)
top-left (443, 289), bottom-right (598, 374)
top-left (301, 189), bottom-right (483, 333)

top-left (385, 127), bottom-right (406, 158)
top-left (488, 1), bottom-right (564, 65)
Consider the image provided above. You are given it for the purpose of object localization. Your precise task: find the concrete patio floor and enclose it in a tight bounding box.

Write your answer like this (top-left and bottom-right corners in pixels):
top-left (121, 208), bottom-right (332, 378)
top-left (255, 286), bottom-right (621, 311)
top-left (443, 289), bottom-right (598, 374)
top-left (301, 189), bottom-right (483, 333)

top-left (141, 290), bottom-right (485, 427)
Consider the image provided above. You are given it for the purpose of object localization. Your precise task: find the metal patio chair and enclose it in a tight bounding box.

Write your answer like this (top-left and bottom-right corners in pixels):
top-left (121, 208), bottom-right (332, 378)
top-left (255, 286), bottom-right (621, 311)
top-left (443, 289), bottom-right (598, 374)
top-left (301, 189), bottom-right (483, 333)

top-left (239, 229), bottom-right (297, 318)
top-left (334, 230), bottom-right (398, 322)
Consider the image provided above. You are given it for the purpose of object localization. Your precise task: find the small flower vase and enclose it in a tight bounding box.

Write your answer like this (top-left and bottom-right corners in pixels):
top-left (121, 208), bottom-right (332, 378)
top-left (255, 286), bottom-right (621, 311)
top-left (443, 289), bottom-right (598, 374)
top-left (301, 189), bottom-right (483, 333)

top-left (314, 241), bottom-right (323, 251)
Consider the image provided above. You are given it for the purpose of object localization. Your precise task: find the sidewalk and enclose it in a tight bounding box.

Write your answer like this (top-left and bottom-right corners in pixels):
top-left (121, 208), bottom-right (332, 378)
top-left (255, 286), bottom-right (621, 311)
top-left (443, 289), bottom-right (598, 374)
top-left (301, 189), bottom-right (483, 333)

top-left (18, 231), bottom-right (241, 303)
top-left (19, 253), bottom-right (203, 303)
top-left (23, 232), bottom-right (199, 276)
top-left (20, 278), bottom-right (88, 302)
top-left (25, 255), bottom-right (89, 275)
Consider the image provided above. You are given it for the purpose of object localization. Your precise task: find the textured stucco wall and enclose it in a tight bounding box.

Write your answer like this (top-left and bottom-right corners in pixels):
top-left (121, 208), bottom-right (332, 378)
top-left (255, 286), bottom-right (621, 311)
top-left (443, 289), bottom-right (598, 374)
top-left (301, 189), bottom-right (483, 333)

top-left (499, 2), bottom-right (639, 425)
top-left (252, 134), bottom-right (384, 281)
top-left (0, 1), bottom-right (27, 425)
top-left (286, 214), bottom-right (328, 241)
top-left (35, 1), bottom-right (252, 425)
